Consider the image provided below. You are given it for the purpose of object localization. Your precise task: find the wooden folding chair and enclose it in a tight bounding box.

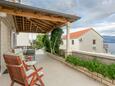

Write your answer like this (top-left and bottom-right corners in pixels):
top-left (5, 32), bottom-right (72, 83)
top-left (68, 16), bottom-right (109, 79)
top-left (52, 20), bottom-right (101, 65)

top-left (3, 54), bottom-right (44, 86)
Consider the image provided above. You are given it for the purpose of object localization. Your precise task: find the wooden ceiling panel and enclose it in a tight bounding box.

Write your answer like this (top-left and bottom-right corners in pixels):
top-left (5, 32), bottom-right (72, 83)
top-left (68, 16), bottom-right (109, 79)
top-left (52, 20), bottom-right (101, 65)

top-left (13, 15), bottom-right (66, 33)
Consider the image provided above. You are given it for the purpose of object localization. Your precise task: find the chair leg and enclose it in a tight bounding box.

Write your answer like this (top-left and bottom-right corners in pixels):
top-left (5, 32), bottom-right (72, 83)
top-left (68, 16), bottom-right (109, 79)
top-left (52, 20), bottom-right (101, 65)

top-left (39, 79), bottom-right (44, 86)
top-left (11, 81), bottom-right (14, 86)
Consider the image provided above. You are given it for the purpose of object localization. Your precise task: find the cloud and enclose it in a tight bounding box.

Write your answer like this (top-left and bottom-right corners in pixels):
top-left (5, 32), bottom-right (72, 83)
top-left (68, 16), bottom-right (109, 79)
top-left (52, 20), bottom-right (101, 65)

top-left (74, 22), bottom-right (115, 36)
top-left (22, 0), bottom-right (115, 22)
top-left (22, 0), bottom-right (115, 36)
top-left (22, 0), bottom-right (78, 14)
top-left (93, 24), bottom-right (115, 36)
top-left (76, 0), bottom-right (115, 25)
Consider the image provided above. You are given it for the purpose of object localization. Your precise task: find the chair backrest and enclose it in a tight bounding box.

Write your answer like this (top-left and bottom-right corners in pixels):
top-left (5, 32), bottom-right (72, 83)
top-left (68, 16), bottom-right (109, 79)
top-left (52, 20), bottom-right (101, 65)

top-left (3, 54), bottom-right (27, 84)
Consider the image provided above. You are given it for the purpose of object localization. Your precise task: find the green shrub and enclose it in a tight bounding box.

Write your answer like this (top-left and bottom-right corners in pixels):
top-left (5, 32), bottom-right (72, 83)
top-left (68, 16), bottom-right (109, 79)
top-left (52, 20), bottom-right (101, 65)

top-left (107, 64), bottom-right (115, 79)
top-left (66, 55), bottom-right (115, 80)
top-left (66, 55), bottom-right (81, 66)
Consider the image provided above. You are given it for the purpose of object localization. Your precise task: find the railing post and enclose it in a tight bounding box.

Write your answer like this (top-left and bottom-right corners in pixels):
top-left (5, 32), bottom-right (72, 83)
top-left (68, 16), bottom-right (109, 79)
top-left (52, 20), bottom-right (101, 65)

top-left (65, 22), bottom-right (71, 57)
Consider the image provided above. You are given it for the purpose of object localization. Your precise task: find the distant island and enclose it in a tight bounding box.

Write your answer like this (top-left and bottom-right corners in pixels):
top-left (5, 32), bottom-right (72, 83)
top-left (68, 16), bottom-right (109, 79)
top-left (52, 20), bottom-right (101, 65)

top-left (103, 36), bottom-right (115, 43)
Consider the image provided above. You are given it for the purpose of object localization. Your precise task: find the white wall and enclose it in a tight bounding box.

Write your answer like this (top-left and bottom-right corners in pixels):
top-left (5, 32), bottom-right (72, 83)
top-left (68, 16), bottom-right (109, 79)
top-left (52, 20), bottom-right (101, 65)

top-left (0, 15), bottom-right (15, 73)
top-left (1, 21), bottom-right (12, 73)
top-left (70, 39), bottom-right (79, 51)
top-left (79, 30), bottom-right (104, 53)
top-left (60, 39), bottom-right (66, 49)
top-left (16, 33), bottom-right (30, 46)
top-left (60, 38), bottom-right (79, 50)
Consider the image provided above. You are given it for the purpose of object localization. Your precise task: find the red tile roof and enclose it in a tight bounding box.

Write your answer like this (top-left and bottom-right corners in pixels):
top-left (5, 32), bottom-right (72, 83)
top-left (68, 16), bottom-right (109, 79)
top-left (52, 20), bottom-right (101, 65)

top-left (63, 29), bottom-right (91, 39)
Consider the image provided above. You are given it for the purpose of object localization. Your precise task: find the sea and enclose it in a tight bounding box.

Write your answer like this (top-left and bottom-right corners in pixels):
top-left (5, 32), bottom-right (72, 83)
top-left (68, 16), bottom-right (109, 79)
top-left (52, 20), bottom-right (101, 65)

top-left (106, 43), bottom-right (115, 55)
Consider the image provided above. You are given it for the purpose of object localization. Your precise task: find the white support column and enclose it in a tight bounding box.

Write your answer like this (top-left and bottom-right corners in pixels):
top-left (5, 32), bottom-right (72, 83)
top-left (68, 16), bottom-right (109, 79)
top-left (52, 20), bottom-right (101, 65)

top-left (66, 22), bottom-right (71, 56)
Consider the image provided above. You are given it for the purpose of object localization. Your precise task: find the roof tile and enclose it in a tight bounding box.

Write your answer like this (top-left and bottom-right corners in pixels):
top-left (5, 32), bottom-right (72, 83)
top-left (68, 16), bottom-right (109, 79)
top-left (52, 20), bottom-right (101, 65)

top-left (63, 29), bottom-right (91, 39)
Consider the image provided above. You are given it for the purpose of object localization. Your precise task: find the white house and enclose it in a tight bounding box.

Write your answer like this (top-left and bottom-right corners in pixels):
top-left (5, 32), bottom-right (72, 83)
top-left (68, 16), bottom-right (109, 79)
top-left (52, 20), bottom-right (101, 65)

top-left (60, 28), bottom-right (106, 53)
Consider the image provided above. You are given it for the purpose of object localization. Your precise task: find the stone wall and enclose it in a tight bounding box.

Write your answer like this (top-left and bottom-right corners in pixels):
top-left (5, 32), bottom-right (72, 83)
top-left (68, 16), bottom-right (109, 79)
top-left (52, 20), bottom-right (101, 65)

top-left (59, 49), bottom-right (115, 64)
top-left (72, 50), bottom-right (115, 64)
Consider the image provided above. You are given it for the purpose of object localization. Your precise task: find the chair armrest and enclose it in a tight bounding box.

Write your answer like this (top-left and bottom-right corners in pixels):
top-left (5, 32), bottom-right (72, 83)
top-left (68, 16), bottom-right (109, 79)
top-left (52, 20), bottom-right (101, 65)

top-left (25, 61), bottom-right (37, 66)
top-left (27, 67), bottom-right (43, 78)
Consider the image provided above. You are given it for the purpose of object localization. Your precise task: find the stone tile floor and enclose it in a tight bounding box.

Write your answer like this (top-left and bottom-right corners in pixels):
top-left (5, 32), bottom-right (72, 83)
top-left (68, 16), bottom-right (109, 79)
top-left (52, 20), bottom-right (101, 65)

top-left (0, 50), bottom-right (104, 86)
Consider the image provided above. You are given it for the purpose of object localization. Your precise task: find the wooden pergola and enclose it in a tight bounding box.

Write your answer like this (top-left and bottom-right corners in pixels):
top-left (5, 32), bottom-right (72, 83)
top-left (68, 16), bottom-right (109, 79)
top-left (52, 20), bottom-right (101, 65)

top-left (0, 0), bottom-right (80, 33)
top-left (0, 0), bottom-right (80, 55)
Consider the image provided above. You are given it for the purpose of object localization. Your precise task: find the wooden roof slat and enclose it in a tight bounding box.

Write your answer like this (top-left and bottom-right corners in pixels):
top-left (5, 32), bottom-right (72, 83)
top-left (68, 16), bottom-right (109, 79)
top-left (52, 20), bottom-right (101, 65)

top-left (29, 21), bottom-right (32, 32)
top-left (26, 18), bottom-right (44, 32)
top-left (22, 17), bottom-right (24, 31)
top-left (30, 19), bottom-right (49, 31)
top-left (34, 19), bottom-right (54, 28)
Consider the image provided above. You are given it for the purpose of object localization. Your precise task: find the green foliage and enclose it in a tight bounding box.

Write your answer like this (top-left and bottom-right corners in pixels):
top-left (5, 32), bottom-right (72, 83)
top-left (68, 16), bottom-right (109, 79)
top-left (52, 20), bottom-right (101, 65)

top-left (107, 64), bottom-right (115, 79)
top-left (66, 55), bottom-right (115, 80)
top-left (50, 28), bottom-right (63, 54)
top-left (32, 35), bottom-right (44, 49)
top-left (43, 35), bottom-right (51, 52)
top-left (43, 28), bottom-right (63, 54)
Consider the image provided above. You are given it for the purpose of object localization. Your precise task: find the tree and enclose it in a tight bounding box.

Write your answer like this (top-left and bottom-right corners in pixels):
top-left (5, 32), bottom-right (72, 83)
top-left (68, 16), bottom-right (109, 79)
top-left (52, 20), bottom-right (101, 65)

top-left (43, 27), bottom-right (63, 54)
top-left (32, 35), bottom-right (44, 49)
top-left (43, 34), bottom-right (51, 52)
top-left (50, 28), bottom-right (63, 54)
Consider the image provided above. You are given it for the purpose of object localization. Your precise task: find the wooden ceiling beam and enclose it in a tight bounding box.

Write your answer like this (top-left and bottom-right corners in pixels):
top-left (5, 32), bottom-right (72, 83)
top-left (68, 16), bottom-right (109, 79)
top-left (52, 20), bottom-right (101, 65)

top-left (13, 16), bottom-right (19, 32)
top-left (30, 19), bottom-right (50, 31)
top-left (0, 6), bottom-right (68, 23)
top-left (22, 17), bottom-right (24, 31)
top-left (17, 29), bottom-right (40, 33)
top-left (17, 30), bottom-right (46, 33)
top-left (29, 21), bottom-right (32, 32)
top-left (26, 18), bottom-right (44, 32)
top-left (35, 19), bottom-right (53, 28)
top-left (38, 20), bottom-right (56, 28)
top-left (17, 24), bottom-right (41, 33)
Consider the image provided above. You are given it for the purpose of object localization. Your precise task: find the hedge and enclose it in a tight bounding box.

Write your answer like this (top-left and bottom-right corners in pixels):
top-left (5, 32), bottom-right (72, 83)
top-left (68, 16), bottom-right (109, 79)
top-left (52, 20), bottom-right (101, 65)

top-left (66, 55), bottom-right (115, 80)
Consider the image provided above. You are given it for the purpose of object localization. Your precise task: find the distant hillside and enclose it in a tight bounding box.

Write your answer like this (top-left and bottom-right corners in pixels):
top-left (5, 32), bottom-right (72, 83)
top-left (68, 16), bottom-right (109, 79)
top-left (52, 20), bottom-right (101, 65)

top-left (103, 36), bottom-right (115, 43)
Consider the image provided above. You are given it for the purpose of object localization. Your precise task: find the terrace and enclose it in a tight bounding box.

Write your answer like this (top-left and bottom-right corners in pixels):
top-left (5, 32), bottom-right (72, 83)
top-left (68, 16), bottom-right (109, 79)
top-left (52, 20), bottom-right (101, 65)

top-left (0, 50), bottom-right (102, 86)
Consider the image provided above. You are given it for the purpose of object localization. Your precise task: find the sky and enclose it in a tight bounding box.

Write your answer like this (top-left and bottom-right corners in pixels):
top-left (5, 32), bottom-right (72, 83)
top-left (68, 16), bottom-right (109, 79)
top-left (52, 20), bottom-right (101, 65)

top-left (21, 0), bottom-right (115, 36)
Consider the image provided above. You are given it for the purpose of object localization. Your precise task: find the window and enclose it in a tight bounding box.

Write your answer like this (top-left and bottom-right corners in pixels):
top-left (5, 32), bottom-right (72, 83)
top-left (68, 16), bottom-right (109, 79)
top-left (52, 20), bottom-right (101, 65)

top-left (93, 39), bottom-right (96, 44)
top-left (72, 40), bottom-right (74, 45)
top-left (79, 38), bottom-right (82, 42)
